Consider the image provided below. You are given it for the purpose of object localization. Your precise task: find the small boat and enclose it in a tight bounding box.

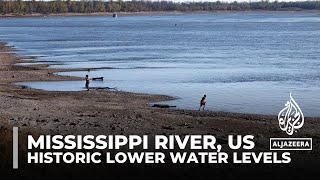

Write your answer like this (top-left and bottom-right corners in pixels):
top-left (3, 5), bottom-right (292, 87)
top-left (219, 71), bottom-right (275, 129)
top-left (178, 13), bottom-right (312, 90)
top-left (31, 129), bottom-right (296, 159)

top-left (113, 13), bottom-right (117, 18)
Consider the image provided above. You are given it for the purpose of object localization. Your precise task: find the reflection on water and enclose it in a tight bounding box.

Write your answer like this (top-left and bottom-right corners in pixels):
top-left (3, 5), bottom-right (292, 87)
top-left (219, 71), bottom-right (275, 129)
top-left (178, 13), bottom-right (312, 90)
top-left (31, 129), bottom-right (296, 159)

top-left (1, 13), bottom-right (319, 116)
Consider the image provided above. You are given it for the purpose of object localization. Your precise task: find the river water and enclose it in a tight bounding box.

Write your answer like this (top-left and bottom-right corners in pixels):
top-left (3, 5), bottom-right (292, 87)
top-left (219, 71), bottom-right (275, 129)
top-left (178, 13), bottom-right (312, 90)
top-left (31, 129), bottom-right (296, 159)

top-left (0, 13), bottom-right (319, 116)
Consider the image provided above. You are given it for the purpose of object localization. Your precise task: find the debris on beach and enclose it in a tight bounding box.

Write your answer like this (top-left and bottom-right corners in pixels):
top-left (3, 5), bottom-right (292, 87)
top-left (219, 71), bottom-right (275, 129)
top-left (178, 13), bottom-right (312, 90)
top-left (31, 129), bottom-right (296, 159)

top-left (88, 87), bottom-right (117, 90)
top-left (152, 104), bottom-right (176, 108)
top-left (161, 126), bottom-right (175, 130)
top-left (92, 77), bottom-right (103, 80)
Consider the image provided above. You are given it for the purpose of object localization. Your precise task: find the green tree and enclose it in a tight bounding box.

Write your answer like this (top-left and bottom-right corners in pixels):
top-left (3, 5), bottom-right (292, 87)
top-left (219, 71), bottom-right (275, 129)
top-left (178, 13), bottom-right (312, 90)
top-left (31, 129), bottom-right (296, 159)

top-left (94, 1), bottom-right (105, 12)
top-left (1, 1), bottom-right (320, 15)
top-left (56, 0), bottom-right (67, 13)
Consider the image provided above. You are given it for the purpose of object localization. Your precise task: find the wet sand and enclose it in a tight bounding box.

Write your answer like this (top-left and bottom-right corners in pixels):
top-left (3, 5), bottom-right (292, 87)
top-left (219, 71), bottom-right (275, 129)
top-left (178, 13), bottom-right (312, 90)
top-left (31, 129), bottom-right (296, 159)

top-left (1, 41), bottom-right (320, 177)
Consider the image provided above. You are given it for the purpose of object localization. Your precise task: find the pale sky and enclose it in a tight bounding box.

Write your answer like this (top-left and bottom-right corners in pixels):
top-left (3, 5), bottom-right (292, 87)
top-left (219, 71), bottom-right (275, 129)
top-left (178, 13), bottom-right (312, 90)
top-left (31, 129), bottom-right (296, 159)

top-left (164, 0), bottom-right (311, 2)
top-left (131, 0), bottom-right (312, 2)
top-left (37, 0), bottom-right (316, 3)
top-left (37, 0), bottom-right (316, 2)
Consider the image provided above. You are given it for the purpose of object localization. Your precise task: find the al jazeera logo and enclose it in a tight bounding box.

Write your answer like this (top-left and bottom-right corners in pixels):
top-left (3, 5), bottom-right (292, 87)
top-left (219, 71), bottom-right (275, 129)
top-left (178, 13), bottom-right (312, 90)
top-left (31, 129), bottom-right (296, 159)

top-left (270, 93), bottom-right (312, 150)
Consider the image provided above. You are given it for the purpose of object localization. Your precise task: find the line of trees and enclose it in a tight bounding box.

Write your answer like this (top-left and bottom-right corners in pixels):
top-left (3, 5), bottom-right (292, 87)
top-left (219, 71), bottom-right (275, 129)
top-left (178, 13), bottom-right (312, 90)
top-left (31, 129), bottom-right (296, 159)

top-left (1, 0), bottom-right (320, 15)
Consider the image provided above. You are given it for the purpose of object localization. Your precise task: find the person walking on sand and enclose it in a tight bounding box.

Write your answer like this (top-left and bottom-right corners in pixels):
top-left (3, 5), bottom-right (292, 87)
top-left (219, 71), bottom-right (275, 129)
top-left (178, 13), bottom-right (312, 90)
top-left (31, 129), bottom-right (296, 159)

top-left (199, 95), bottom-right (206, 111)
top-left (85, 75), bottom-right (91, 91)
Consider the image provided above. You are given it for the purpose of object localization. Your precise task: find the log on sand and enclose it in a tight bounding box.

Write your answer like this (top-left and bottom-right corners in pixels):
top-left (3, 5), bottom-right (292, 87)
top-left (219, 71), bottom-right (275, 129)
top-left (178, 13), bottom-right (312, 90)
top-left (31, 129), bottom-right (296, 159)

top-left (152, 104), bottom-right (176, 108)
top-left (92, 77), bottom-right (104, 80)
top-left (87, 87), bottom-right (117, 90)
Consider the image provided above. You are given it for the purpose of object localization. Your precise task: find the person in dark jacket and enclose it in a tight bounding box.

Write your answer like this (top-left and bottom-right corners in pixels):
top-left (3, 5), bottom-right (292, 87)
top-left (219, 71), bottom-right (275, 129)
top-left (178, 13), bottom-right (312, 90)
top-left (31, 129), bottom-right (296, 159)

top-left (85, 75), bottom-right (91, 91)
top-left (199, 95), bottom-right (206, 111)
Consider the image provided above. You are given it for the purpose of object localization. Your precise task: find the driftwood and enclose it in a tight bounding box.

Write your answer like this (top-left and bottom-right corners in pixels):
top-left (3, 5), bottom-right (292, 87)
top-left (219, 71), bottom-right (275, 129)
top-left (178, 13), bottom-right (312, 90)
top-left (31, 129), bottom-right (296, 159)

top-left (87, 87), bottom-right (117, 90)
top-left (92, 77), bottom-right (104, 80)
top-left (161, 126), bottom-right (175, 130)
top-left (152, 104), bottom-right (176, 108)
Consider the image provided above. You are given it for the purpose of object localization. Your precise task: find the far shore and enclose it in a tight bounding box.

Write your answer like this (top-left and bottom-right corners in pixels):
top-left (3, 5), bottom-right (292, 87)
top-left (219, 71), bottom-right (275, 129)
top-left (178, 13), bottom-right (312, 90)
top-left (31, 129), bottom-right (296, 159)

top-left (1, 10), bottom-right (320, 18)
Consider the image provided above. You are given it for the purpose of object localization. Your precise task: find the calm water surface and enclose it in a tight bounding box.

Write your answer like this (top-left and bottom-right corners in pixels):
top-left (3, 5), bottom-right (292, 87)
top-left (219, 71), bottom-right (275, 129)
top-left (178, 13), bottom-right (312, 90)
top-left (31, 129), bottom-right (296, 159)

top-left (0, 13), bottom-right (319, 116)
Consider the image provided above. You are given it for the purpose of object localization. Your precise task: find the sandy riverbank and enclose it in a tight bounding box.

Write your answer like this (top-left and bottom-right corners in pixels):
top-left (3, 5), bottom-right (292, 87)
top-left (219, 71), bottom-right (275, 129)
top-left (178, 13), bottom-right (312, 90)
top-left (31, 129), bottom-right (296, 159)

top-left (0, 42), bottom-right (320, 177)
top-left (1, 42), bottom-right (319, 135)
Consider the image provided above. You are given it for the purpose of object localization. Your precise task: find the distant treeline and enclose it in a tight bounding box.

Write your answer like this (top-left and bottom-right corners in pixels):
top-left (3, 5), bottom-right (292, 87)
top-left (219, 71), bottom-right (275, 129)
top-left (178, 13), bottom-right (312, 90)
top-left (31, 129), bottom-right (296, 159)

top-left (1, 0), bottom-right (320, 15)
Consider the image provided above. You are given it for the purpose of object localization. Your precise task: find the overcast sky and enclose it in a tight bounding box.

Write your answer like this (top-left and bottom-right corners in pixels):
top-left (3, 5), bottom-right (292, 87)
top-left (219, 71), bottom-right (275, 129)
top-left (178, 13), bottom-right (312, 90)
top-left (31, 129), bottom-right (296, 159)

top-left (160, 0), bottom-right (311, 2)
top-left (38, 0), bottom-right (316, 3)
top-left (129, 0), bottom-right (312, 2)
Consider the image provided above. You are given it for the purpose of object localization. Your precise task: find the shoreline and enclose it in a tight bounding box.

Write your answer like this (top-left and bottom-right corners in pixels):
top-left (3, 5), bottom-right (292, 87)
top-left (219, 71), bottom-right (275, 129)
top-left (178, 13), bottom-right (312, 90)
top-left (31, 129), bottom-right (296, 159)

top-left (2, 41), bottom-right (320, 118)
top-left (1, 41), bottom-right (320, 131)
top-left (7, 41), bottom-right (320, 118)
top-left (1, 40), bottom-right (319, 122)
top-left (1, 41), bottom-right (320, 176)
top-left (1, 10), bottom-right (320, 18)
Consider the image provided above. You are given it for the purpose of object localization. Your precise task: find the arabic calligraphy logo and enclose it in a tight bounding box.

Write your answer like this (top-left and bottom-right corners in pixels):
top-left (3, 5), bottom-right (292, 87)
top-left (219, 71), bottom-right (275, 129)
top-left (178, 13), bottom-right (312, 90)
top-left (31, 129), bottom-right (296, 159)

top-left (278, 93), bottom-right (304, 135)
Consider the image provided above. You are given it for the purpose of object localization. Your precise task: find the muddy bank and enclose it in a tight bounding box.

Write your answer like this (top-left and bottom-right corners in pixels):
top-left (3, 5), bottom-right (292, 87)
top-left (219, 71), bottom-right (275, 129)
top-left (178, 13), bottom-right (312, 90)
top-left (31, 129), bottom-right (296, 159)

top-left (1, 42), bottom-right (319, 136)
